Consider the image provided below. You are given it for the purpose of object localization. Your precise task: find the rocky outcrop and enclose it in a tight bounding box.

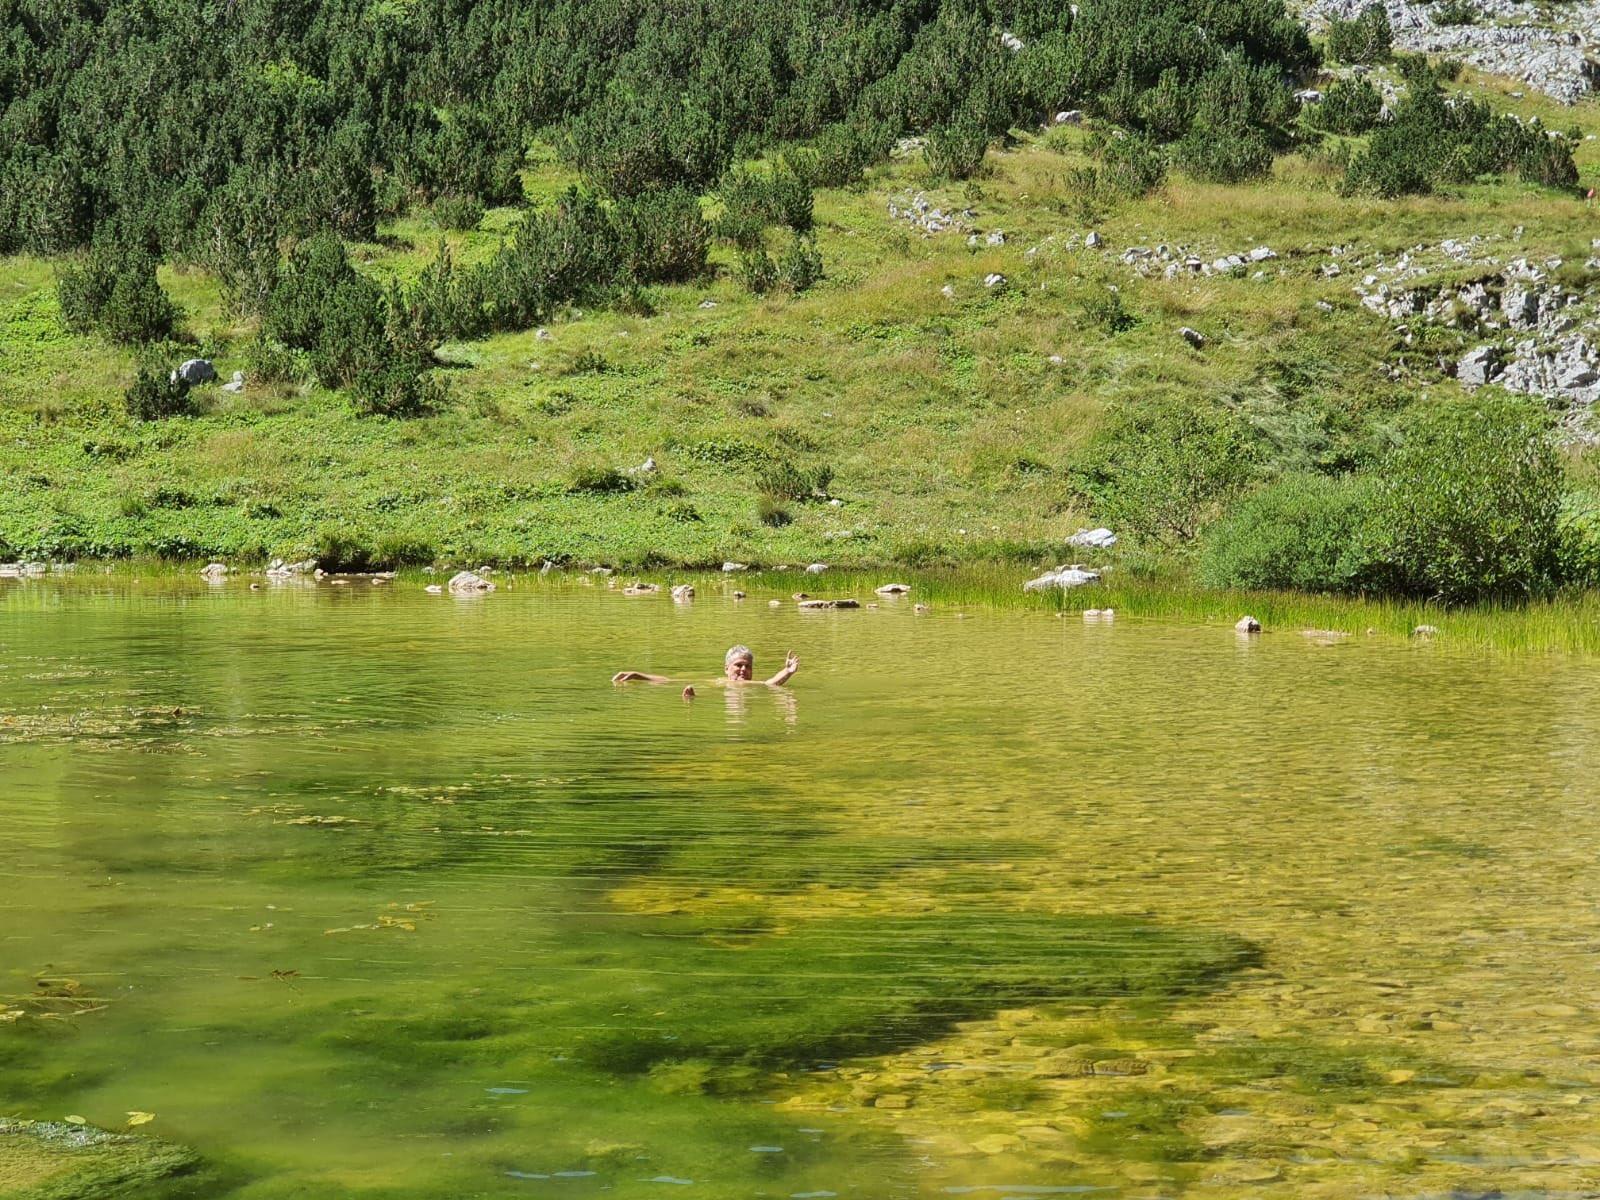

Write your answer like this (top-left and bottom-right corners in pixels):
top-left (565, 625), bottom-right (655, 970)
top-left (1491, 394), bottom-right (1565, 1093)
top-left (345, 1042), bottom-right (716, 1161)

top-left (1350, 240), bottom-right (1600, 429)
top-left (1298, 0), bottom-right (1600, 103)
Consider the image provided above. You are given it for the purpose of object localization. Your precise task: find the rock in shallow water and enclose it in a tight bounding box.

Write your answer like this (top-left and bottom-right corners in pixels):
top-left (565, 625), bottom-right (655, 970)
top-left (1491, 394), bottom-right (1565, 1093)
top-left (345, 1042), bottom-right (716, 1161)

top-left (447, 570), bottom-right (495, 594)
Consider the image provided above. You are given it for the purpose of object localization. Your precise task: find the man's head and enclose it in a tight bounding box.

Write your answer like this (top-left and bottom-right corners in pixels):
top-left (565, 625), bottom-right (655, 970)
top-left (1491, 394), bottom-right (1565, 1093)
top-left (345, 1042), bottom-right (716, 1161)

top-left (724, 644), bottom-right (754, 680)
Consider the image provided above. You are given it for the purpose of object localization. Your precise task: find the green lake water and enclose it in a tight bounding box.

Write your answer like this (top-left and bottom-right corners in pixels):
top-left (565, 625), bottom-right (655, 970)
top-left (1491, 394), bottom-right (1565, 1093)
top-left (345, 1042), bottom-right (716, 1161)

top-left (3, 572), bottom-right (1599, 1199)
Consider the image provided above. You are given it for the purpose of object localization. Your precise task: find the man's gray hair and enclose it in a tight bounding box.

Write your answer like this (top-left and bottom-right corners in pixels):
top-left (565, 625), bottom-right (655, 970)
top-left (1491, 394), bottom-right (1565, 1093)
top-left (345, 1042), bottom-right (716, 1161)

top-left (725, 644), bottom-right (754, 667)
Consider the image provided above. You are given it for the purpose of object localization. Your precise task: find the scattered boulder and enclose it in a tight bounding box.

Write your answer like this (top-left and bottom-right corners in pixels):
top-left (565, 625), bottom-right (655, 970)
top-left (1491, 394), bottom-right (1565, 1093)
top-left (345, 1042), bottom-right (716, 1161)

top-left (798, 598), bottom-right (861, 609)
top-left (221, 371), bottom-right (245, 394)
top-left (199, 562), bottom-right (228, 581)
top-left (623, 582), bottom-right (661, 596)
top-left (1066, 527), bottom-right (1117, 549)
top-left (1180, 326), bottom-right (1207, 349)
top-left (425, 584), bottom-right (443, 594)
top-left (1235, 615), bottom-right (1261, 634)
top-left (1055, 110), bottom-right (1084, 125)
top-left (983, 273), bottom-right (1007, 289)
top-left (671, 584), bottom-right (695, 602)
top-left (732, 590), bottom-right (746, 599)
top-left (1084, 230), bottom-right (1101, 248)
top-left (1413, 624), bottom-right (1440, 637)
top-left (874, 583), bottom-right (912, 595)
top-left (448, 570), bottom-right (496, 594)
top-left (804, 562), bottom-right (829, 574)
top-left (174, 358), bottom-right (216, 386)
top-left (721, 562), bottom-right (749, 572)
top-left (266, 557), bottom-right (316, 579)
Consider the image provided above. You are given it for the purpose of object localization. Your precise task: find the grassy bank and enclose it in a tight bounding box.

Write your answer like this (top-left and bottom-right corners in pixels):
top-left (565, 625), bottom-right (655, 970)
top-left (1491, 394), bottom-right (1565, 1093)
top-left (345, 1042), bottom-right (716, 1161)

top-left (5, 73), bottom-right (1600, 578)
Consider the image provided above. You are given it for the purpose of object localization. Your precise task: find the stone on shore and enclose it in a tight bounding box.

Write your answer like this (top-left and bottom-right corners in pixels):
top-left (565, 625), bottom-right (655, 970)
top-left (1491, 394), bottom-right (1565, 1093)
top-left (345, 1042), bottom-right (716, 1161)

top-left (1023, 565), bottom-right (1101, 592)
top-left (874, 583), bottom-right (912, 595)
top-left (199, 562), bottom-right (228, 581)
top-left (1235, 615), bottom-right (1262, 634)
top-left (447, 570), bottom-right (495, 594)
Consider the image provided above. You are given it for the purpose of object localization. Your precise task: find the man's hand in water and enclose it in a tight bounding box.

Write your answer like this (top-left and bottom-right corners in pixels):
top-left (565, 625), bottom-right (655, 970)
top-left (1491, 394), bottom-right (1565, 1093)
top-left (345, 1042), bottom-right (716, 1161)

top-left (613, 671), bottom-right (670, 684)
top-left (765, 650), bottom-right (800, 687)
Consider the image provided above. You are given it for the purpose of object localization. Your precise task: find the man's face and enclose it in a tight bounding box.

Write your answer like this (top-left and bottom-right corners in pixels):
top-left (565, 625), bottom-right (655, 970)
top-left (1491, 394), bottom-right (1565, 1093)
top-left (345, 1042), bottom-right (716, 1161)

top-left (727, 655), bottom-right (754, 680)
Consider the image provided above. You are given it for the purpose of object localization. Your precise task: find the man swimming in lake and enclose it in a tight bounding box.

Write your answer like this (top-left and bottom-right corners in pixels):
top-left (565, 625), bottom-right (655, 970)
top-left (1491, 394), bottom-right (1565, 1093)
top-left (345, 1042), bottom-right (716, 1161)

top-left (612, 645), bottom-right (800, 695)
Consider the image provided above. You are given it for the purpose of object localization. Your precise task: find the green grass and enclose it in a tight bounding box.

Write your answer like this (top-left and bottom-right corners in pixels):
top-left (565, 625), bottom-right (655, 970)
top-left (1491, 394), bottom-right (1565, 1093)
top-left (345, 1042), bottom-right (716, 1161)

top-left (7, 75), bottom-right (1600, 584)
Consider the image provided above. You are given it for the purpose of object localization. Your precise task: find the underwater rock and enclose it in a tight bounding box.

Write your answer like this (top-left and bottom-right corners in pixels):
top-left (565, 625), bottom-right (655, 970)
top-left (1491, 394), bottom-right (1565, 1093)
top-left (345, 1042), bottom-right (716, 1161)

top-left (797, 598), bottom-right (860, 609)
top-left (0, 1118), bottom-right (199, 1199)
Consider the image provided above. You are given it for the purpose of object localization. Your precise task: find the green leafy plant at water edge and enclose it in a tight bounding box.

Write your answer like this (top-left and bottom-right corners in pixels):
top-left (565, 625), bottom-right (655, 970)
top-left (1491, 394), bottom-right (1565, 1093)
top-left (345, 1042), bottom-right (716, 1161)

top-left (1070, 397), bottom-right (1259, 545)
top-left (1363, 395), bottom-right (1567, 604)
top-left (1200, 473), bottom-right (1375, 592)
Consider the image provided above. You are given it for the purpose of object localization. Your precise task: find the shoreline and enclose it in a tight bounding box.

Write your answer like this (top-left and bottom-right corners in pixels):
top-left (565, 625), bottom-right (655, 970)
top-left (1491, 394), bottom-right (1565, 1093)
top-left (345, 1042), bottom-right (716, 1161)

top-left (8, 558), bottom-right (1600, 656)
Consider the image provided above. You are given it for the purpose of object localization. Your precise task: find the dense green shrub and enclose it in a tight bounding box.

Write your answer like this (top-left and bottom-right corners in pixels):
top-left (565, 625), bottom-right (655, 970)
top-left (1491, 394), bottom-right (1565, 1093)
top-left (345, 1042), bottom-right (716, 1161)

top-left (57, 241), bottom-right (178, 344)
top-left (1060, 0), bottom-right (1315, 153)
top-left (1098, 133), bottom-right (1168, 196)
top-left (737, 246), bottom-right (779, 295)
top-left (244, 336), bottom-right (307, 384)
top-left (1365, 397), bottom-right (1565, 603)
top-left (433, 194), bottom-right (486, 231)
top-left (124, 364), bottom-right (194, 421)
top-left (925, 120), bottom-right (989, 180)
top-left (567, 465), bottom-right (637, 495)
top-left (777, 235), bottom-right (824, 294)
top-left (716, 161), bottom-right (813, 249)
top-left (1309, 78), bottom-right (1383, 135)
top-left (1342, 82), bottom-right (1577, 196)
top-left (1070, 398), bottom-right (1259, 544)
top-left (1326, 3), bottom-right (1392, 63)
top-left (613, 187), bottom-right (711, 283)
top-left (756, 460), bottom-right (834, 501)
top-left (1173, 124), bottom-right (1274, 182)
top-left (1200, 473), bottom-right (1374, 591)
top-left (1431, 0), bottom-right (1477, 26)
top-left (1079, 285), bottom-right (1137, 334)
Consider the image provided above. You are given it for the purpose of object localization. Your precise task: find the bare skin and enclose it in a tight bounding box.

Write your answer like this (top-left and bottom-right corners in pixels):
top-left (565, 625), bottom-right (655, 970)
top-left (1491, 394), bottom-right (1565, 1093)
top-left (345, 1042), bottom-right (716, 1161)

top-left (612, 649), bottom-right (800, 691)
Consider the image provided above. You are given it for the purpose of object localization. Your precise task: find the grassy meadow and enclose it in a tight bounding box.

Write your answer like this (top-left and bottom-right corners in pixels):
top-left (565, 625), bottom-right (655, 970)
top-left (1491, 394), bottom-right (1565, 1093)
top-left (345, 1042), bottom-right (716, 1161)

top-left (5, 77), bottom-right (1600, 576)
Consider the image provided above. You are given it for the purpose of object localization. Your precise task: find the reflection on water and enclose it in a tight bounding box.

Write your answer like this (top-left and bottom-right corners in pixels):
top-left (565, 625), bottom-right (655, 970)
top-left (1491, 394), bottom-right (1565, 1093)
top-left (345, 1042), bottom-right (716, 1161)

top-left (2, 573), bottom-right (1599, 1199)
